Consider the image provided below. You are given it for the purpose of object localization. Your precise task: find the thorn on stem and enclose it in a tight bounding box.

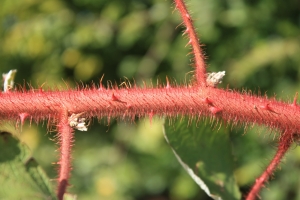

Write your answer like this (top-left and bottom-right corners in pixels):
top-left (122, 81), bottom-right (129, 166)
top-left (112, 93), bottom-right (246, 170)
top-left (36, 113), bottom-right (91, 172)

top-left (19, 113), bottom-right (29, 131)
top-left (126, 103), bottom-right (132, 109)
top-left (185, 13), bottom-right (191, 20)
top-left (259, 104), bottom-right (274, 112)
top-left (182, 28), bottom-right (189, 36)
top-left (38, 82), bottom-right (46, 93)
top-left (292, 92), bottom-right (298, 106)
top-left (111, 93), bottom-right (127, 104)
top-left (111, 93), bottom-right (119, 101)
top-left (209, 106), bottom-right (222, 115)
top-left (185, 39), bottom-right (192, 47)
top-left (202, 97), bottom-right (213, 105)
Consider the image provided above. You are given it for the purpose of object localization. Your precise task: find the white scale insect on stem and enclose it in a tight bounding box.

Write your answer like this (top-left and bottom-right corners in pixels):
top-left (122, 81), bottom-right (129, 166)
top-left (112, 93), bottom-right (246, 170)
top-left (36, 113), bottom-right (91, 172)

top-left (2, 69), bottom-right (17, 92)
top-left (68, 113), bottom-right (89, 131)
top-left (206, 71), bottom-right (226, 87)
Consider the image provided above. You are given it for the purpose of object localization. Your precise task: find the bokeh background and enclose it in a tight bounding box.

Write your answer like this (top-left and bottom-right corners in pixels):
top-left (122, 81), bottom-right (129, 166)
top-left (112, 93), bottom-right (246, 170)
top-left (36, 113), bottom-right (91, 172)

top-left (1, 0), bottom-right (300, 199)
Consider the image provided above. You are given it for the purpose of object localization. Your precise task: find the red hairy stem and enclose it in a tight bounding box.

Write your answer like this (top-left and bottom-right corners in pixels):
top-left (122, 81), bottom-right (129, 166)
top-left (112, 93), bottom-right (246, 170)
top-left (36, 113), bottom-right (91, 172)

top-left (246, 132), bottom-right (294, 200)
top-left (0, 86), bottom-right (300, 133)
top-left (174, 0), bottom-right (207, 85)
top-left (57, 110), bottom-right (74, 200)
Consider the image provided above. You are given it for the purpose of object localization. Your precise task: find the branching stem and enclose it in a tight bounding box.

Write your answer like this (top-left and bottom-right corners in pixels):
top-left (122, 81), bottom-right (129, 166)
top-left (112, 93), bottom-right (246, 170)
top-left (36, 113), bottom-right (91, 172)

top-left (57, 110), bottom-right (74, 200)
top-left (0, 0), bottom-right (297, 199)
top-left (246, 131), bottom-right (294, 200)
top-left (174, 0), bottom-right (207, 85)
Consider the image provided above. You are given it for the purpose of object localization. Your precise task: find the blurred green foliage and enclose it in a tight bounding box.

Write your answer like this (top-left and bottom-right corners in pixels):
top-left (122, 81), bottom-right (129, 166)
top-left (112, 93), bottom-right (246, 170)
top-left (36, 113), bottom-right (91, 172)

top-left (0, 0), bottom-right (300, 199)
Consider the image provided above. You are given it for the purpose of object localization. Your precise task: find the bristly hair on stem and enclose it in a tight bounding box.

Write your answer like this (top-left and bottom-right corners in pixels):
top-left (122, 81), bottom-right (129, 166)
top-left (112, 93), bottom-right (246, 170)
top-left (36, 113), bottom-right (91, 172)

top-left (56, 110), bottom-right (74, 200)
top-left (246, 131), bottom-right (294, 200)
top-left (173, 0), bottom-right (207, 86)
top-left (0, 0), bottom-right (298, 199)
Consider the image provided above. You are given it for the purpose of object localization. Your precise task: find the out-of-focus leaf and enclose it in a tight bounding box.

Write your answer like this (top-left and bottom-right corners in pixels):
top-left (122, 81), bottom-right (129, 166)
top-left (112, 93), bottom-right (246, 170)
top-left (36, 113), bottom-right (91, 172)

top-left (64, 193), bottom-right (77, 200)
top-left (163, 118), bottom-right (241, 200)
top-left (228, 38), bottom-right (300, 86)
top-left (0, 131), bottom-right (57, 200)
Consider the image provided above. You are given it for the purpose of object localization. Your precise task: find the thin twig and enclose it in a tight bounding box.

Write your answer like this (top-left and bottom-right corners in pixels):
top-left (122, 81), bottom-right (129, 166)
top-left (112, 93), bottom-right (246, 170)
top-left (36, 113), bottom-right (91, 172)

top-left (174, 0), bottom-right (207, 86)
top-left (246, 131), bottom-right (294, 200)
top-left (57, 110), bottom-right (74, 200)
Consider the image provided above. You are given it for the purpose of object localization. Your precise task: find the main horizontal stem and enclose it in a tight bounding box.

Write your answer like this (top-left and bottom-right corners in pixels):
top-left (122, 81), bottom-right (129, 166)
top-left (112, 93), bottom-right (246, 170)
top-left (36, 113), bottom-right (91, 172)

top-left (0, 86), bottom-right (299, 132)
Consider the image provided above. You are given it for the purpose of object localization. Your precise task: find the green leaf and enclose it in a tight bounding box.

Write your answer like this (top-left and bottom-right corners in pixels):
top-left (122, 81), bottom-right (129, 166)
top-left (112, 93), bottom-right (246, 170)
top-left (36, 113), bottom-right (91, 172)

top-left (163, 118), bottom-right (241, 200)
top-left (0, 131), bottom-right (57, 200)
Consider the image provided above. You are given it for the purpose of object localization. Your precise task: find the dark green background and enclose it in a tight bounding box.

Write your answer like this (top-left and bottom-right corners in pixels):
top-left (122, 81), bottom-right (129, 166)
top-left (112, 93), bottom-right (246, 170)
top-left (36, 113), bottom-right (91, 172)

top-left (1, 0), bottom-right (300, 199)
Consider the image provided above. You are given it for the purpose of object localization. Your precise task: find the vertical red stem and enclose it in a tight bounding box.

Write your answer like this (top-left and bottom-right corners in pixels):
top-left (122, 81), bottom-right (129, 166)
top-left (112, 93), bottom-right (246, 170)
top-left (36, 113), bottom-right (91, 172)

top-left (174, 0), bottom-right (207, 86)
top-left (246, 132), bottom-right (293, 200)
top-left (57, 110), bottom-right (74, 200)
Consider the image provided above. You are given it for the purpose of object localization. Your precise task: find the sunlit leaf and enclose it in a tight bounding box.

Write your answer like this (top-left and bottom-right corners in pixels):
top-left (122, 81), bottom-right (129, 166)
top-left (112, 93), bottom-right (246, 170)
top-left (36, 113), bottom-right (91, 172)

top-left (0, 131), bottom-right (57, 199)
top-left (164, 118), bottom-right (241, 200)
